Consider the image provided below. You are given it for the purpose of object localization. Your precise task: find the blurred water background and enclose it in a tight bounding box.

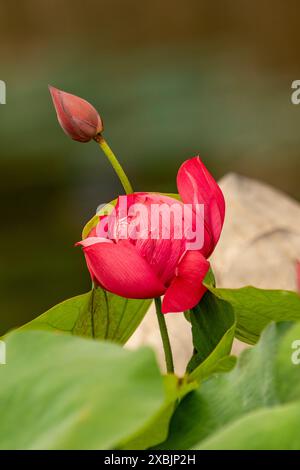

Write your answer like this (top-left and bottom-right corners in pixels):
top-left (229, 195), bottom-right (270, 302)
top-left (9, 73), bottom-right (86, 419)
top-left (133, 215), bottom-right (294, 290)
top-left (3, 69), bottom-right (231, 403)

top-left (1, 0), bottom-right (300, 334)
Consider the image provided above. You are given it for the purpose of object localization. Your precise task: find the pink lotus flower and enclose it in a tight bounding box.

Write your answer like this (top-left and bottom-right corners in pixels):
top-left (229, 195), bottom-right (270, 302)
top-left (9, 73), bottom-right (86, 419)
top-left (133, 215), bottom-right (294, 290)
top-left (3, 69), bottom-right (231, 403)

top-left (77, 157), bottom-right (225, 313)
top-left (49, 86), bottom-right (103, 142)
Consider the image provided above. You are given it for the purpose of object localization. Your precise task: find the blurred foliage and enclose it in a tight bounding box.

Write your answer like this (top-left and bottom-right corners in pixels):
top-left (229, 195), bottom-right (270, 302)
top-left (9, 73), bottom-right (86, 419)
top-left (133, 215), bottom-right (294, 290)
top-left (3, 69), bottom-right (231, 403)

top-left (159, 321), bottom-right (300, 450)
top-left (1, 0), bottom-right (300, 334)
top-left (0, 330), bottom-right (165, 449)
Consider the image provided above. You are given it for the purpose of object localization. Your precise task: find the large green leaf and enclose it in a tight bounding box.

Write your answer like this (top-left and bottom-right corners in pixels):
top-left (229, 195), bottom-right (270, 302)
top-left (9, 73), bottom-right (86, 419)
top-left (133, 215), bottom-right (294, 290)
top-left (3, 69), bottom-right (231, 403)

top-left (21, 287), bottom-right (151, 345)
top-left (0, 330), bottom-right (166, 449)
top-left (158, 321), bottom-right (300, 450)
top-left (196, 402), bottom-right (300, 450)
top-left (206, 285), bottom-right (300, 344)
top-left (186, 291), bottom-right (236, 381)
top-left (120, 375), bottom-right (197, 450)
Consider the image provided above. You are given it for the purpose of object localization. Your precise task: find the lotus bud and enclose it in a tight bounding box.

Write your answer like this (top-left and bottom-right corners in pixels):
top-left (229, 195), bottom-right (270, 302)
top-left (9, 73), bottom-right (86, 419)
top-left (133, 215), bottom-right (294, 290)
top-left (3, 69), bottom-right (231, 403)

top-left (49, 85), bottom-right (103, 143)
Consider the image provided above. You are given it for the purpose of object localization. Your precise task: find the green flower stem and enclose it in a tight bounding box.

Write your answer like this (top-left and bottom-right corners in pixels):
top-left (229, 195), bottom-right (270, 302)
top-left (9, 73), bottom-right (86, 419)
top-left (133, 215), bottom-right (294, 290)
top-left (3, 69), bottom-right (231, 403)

top-left (154, 297), bottom-right (174, 374)
top-left (95, 135), bottom-right (133, 195)
top-left (95, 137), bottom-right (173, 372)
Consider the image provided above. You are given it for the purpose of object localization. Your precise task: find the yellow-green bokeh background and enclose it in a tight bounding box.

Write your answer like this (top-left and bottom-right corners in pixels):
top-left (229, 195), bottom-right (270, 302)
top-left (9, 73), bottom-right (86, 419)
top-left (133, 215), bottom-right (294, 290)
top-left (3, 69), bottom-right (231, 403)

top-left (1, 0), bottom-right (300, 334)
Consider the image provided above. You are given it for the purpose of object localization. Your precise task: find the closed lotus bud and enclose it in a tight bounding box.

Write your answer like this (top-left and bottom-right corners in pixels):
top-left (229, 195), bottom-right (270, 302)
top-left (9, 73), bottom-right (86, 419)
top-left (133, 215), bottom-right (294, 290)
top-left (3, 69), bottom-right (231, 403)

top-left (49, 85), bottom-right (103, 143)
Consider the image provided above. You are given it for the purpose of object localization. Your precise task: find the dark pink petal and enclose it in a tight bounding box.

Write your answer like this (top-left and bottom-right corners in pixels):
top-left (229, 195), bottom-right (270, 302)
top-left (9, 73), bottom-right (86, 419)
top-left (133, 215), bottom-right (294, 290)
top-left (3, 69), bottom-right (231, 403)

top-left (49, 86), bottom-right (103, 142)
top-left (78, 236), bottom-right (112, 247)
top-left (77, 238), bottom-right (165, 299)
top-left (162, 250), bottom-right (210, 313)
top-left (177, 156), bottom-right (225, 257)
top-left (105, 193), bottom-right (186, 285)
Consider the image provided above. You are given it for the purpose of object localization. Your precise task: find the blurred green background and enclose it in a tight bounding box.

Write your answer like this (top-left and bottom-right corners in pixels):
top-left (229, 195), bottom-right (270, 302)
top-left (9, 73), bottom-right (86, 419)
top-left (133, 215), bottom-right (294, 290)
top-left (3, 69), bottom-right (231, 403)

top-left (1, 0), bottom-right (300, 334)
